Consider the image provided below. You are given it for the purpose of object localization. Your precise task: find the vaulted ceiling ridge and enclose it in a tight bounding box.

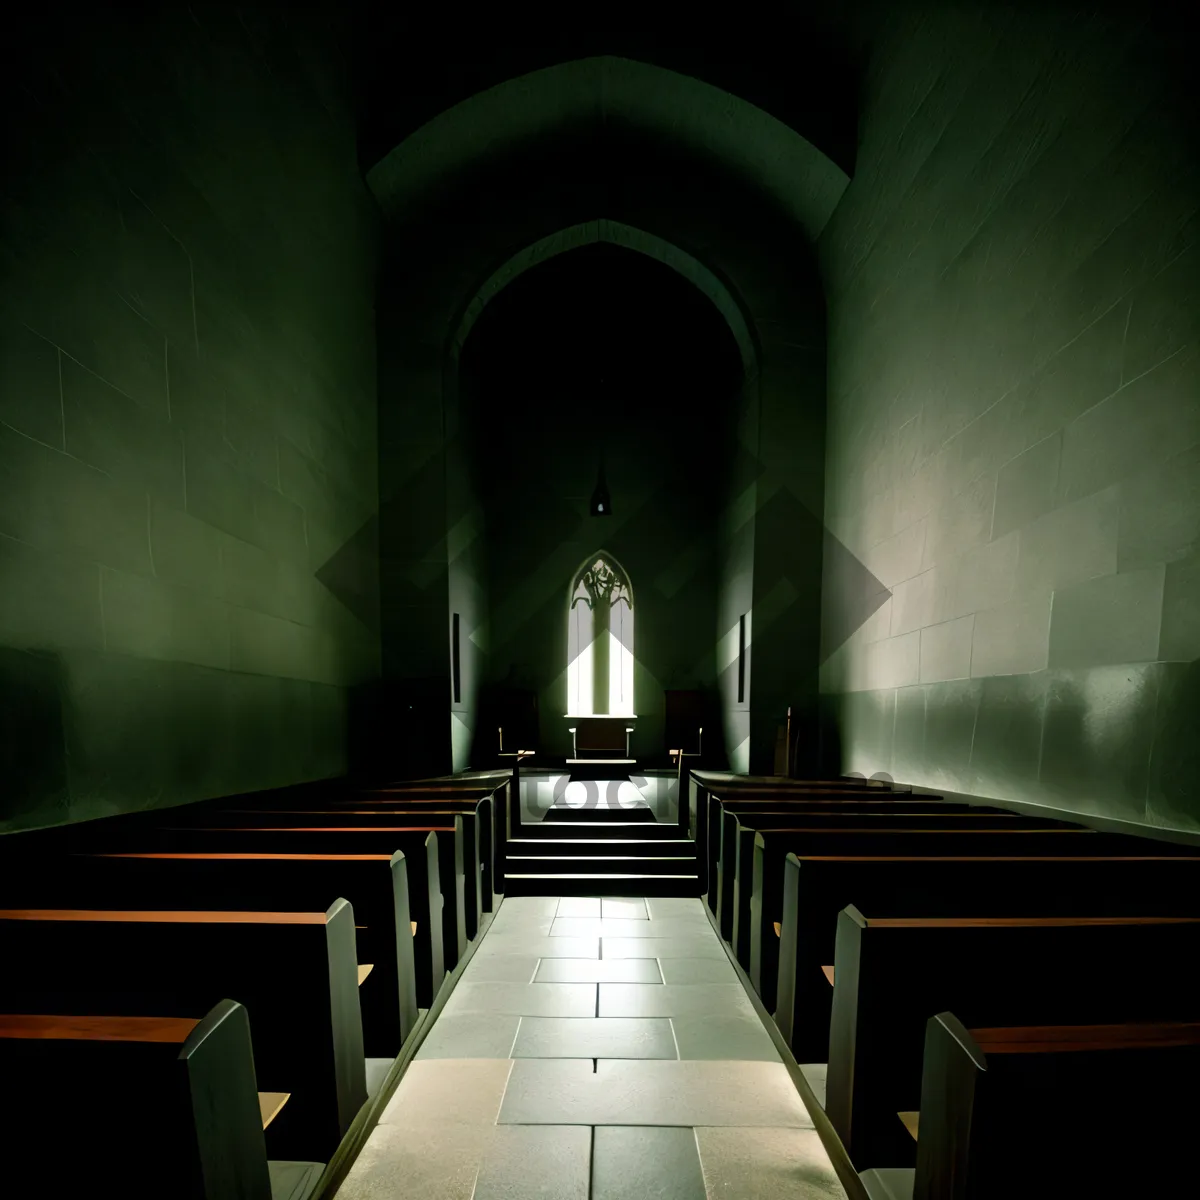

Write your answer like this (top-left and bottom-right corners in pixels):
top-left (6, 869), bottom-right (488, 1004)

top-left (366, 55), bottom-right (850, 244)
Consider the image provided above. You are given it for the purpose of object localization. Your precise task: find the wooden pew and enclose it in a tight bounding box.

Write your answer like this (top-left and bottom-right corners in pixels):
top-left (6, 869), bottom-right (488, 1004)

top-left (173, 776), bottom-right (504, 920)
top-left (748, 828), bottom-right (1102, 1012)
top-left (687, 771), bottom-right (913, 891)
top-left (120, 821), bottom-right (469, 978)
top-left (774, 852), bottom-right (1200, 1065)
top-left (176, 788), bottom-right (493, 934)
top-left (51, 816), bottom-right (463, 996)
top-left (0, 901), bottom-right (364, 1164)
top-left (151, 804), bottom-right (483, 951)
top-left (382, 771), bottom-right (511, 896)
top-left (707, 793), bottom-right (1072, 922)
top-left (829, 908), bottom-right (1200, 1169)
top-left (749, 818), bottom-right (1200, 1013)
top-left (360, 784), bottom-right (500, 916)
top-left (702, 789), bottom-right (964, 912)
top-left (723, 812), bottom-right (1077, 970)
top-left (184, 803), bottom-right (488, 936)
top-left (0, 1000), bottom-right (323, 1200)
top-left (859, 1013), bottom-right (1200, 1198)
top-left (710, 798), bottom-right (1075, 952)
top-left (0, 846), bottom-right (431, 1055)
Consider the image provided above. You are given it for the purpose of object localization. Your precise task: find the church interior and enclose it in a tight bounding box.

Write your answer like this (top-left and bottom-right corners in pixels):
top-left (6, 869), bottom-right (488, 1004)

top-left (1, 4), bottom-right (1197, 1197)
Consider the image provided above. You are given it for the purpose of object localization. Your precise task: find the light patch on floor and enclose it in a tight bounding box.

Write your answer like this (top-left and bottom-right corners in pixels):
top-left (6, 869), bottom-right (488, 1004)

top-left (335, 894), bottom-right (846, 1200)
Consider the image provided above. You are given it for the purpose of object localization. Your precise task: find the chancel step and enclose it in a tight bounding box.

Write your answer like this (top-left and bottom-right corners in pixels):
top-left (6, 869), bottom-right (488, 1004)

top-left (507, 855), bottom-right (698, 876)
top-left (504, 786), bottom-right (700, 896)
top-left (504, 873), bottom-right (700, 897)
top-left (543, 806), bottom-right (659, 823)
top-left (520, 821), bottom-right (692, 840)
top-left (507, 837), bottom-right (695, 853)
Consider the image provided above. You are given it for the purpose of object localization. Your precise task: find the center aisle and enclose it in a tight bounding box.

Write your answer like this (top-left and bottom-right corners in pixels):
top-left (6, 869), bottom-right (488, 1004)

top-left (335, 894), bottom-right (848, 1199)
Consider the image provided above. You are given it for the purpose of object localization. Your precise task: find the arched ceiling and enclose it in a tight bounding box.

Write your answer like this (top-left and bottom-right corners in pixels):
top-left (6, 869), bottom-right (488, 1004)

top-left (365, 55), bottom-right (853, 246)
top-left (460, 237), bottom-right (745, 437)
top-left (352, 36), bottom-right (863, 179)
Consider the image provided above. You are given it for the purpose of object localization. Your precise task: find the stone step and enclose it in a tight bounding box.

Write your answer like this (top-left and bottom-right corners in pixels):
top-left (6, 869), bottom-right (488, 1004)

top-left (506, 853), bottom-right (698, 875)
top-left (503, 873), bottom-right (702, 897)
top-left (507, 837), bottom-right (696, 855)
top-left (542, 805), bottom-right (659, 823)
top-left (519, 820), bottom-right (691, 840)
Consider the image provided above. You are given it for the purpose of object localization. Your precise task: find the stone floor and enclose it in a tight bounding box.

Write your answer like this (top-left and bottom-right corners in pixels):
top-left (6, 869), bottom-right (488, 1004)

top-left (335, 894), bottom-right (847, 1199)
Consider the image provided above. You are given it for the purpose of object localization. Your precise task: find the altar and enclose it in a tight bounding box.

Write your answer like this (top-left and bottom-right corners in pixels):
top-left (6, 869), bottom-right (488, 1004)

top-left (565, 714), bottom-right (637, 782)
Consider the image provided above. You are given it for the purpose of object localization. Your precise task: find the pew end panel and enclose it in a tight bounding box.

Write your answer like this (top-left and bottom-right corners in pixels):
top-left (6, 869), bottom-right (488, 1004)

top-left (732, 822), bottom-right (758, 969)
top-left (827, 909), bottom-right (1200, 1171)
top-left (0, 1001), bottom-right (324, 1200)
top-left (184, 999), bottom-right (301, 1199)
top-left (774, 850), bottom-right (803, 1046)
top-left (825, 904), bottom-right (869, 1152)
top-left (707, 795), bottom-right (722, 918)
top-left (387, 851), bottom-right (420, 1045)
top-left (0, 898), bottom-right (367, 1165)
top-left (425, 833), bottom-right (447, 999)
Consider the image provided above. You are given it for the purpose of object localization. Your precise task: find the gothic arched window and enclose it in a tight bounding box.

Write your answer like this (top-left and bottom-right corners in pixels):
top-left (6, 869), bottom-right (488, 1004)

top-left (567, 553), bottom-right (634, 717)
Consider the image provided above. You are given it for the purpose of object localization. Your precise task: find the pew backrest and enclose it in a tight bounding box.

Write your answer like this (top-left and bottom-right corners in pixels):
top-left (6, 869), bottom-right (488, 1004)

top-left (915, 1012), bottom-right (1200, 1198)
top-left (773, 851), bottom-right (1200, 1064)
top-left (829, 907), bottom-right (1200, 1170)
top-left (0, 999), bottom-right (277, 1199)
top-left (0, 899), bottom-right (364, 1162)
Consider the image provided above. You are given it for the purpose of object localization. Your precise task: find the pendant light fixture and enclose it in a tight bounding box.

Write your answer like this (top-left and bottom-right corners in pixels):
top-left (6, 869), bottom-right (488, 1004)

top-left (590, 451), bottom-right (612, 517)
top-left (589, 373), bottom-right (612, 516)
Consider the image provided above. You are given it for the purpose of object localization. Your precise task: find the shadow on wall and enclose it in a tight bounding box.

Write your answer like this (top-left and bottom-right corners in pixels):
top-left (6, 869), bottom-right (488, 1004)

top-left (346, 676), bottom-right (391, 783)
top-left (354, 677), bottom-right (454, 782)
top-left (821, 662), bottom-right (1200, 829)
top-left (1151, 660), bottom-right (1200, 827)
top-left (0, 645), bottom-right (69, 831)
top-left (818, 693), bottom-right (845, 779)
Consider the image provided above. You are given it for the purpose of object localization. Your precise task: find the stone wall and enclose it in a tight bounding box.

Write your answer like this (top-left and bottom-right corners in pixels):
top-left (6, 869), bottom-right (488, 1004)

top-left (0, 5), bottom-right (380, 830)
top-left (819, 7), bottom-right (1199, 828)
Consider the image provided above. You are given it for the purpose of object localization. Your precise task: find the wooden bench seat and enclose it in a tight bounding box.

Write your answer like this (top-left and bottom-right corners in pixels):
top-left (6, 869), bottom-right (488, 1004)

top-left (359, 784), bottom-right (502, 897)
top-left (167, 796), bottom-right (496, 926)
top-left (773, 852), bottom-right (1200, 1065)
top-left (0, 848), bottom-right (430, 1057)
top-left (141, 824), bottom-right (468, 976)
top-left (105, 795), bottom-right (487, 945)
top-left (748, 829), bottom-right (1103, 1013)
top-left (354, 788), bottom-right (500, 915)
top-left (259, 1090), bottom-right (291, 1128)
top-left (82, 819), bottom-right (463, 987)
top-left (157, 781), bottom-right (503, 918)
top-left (707, 795), bottom-right (1075, 924)
top-left (720, 810), bottom-right (1079, 966)
top-left (701, 788), bottom-right (1017, 902)
top-left (0, 1001), bottom-right (322, 1200)
top-left (860, 1013), bottom-right (1200, 1198)
top-left (750, 820), bottom-right (1198, 1012)
top-left (689, 777), bottom-right (922, 892)
top-left (687, 771), bottom-right (914, 877)
top-left (828, 908), bottom-right (1200, 1169)
top-left (0, 903), bottom-right (363, 1164)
